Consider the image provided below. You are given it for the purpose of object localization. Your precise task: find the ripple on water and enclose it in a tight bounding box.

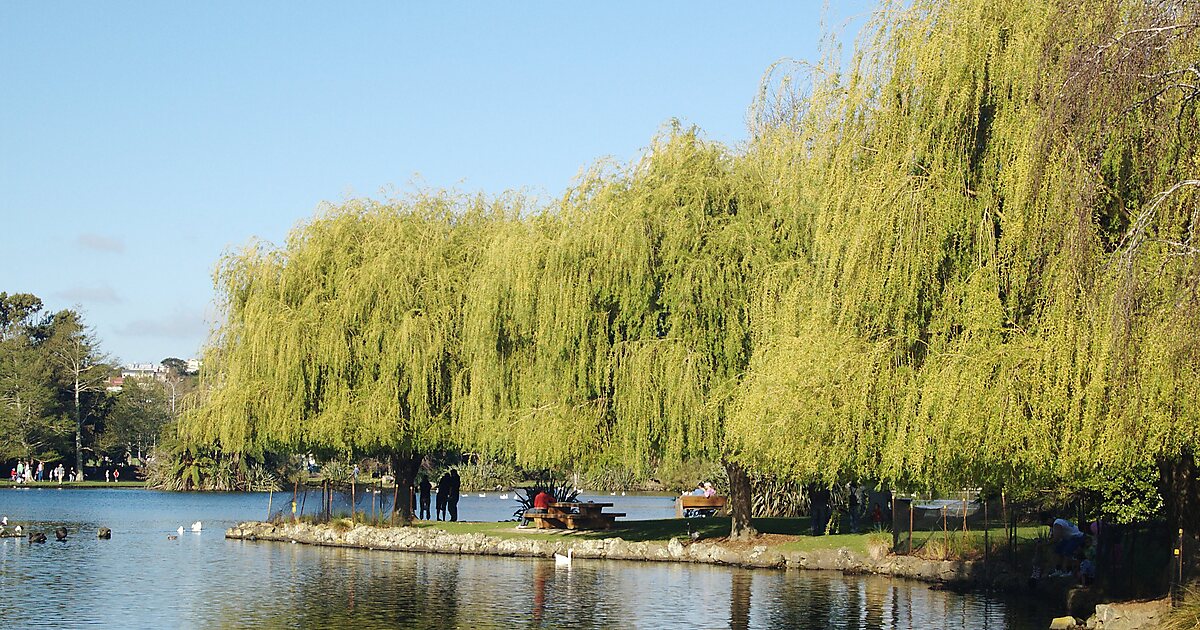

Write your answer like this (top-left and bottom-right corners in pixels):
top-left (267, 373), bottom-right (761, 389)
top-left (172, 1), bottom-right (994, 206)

top-left (0, 489), bottom-right (1054, 628)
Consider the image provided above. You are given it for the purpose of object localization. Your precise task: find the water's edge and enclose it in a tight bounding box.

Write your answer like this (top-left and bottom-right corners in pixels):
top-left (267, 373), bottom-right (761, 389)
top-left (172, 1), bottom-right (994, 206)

top-left (227, 521), bottom-right (997, 585)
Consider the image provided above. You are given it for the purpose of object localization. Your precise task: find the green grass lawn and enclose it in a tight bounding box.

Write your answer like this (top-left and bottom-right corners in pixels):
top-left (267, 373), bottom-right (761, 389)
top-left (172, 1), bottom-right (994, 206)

top-left (341, 516), bottom-right (887, 553)
top-left (355, 516), bottom-right (1049, 559)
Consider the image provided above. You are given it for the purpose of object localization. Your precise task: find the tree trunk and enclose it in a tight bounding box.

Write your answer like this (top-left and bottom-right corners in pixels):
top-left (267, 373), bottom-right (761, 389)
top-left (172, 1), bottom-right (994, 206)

top-left (74, 379), bottom-right (84, 480)
top-left (391, 452), bottom-right (421, 524)
top-left (1159, 451), bottom-right (1200, 539)
top-left (724, 459), bottom-right (757, 541)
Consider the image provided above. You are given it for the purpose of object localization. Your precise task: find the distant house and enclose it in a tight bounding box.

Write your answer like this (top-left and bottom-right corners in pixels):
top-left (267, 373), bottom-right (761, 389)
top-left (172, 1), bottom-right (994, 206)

top-left (106, 376), bottom-right (125, 392)
top-left (121, 363), bottom-right (167, 380)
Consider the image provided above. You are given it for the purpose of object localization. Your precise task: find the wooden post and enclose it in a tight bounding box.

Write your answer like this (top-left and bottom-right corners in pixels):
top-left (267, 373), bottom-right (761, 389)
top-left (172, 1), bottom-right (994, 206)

top-left (299, 484), bottom-right (308, 518)
top-left (351, 478), bottom-right (356, 524)
top-left (293, 479), bottom-right (299, 523)
top-left (266, 489), bottom-right (273, 522)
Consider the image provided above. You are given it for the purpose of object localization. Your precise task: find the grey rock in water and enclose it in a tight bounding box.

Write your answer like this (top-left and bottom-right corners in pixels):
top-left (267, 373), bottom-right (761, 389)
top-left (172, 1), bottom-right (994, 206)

top-left (97, 527), bottom-right (111, 539)
top-left (28, 532), bottom-right (46, 543)
top-left (54, 527), bottom-right (68, 541)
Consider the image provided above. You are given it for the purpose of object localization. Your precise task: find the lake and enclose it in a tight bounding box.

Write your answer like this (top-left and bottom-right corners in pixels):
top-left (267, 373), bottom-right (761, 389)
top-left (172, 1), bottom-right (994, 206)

top-left (0, 488), bottom-right (1056, 628)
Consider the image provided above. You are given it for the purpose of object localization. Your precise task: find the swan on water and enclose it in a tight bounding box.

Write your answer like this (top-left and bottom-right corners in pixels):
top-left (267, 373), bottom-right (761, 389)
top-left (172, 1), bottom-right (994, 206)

top-left (191, 521), bottom-right (203, 532)
top-left (499, 494), bottom-right (509, 500)
top-left (177, 526), bottom-right (184, 535)
top-left (554, 548), bottom-right (573, 566)
top-left (478, 493), bottom-right (486, 498)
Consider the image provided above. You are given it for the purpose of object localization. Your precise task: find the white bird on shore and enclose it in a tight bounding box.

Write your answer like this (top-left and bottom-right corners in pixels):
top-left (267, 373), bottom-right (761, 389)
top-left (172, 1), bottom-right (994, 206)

top-left (177, 526), bottom-right (184, 535)
top-left (554, 548), bottom-right (573, 566)
top-left (191, 521), bottom-right (202, 532)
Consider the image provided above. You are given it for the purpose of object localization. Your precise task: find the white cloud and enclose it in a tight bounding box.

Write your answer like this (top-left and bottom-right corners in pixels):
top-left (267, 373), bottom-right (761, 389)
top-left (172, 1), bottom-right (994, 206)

top-left (55, 285), bottom-right (122, 304)
top-left (76, 233), bottom-right (126, 253)
top-left (117, 307), bottom-right (207, 339)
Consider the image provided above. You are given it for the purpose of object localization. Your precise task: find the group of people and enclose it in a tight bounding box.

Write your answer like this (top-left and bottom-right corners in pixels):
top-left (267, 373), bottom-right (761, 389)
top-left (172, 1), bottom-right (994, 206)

top-left (1037, 512), bottom-right (1098, 585)
top-left (415, 469), bottom-right (461, 521)
top-left (8, 461), bottom-right (71, 484)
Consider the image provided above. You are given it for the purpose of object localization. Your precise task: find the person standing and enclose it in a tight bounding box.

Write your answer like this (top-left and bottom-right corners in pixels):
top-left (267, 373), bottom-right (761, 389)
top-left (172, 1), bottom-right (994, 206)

top-left (418, 475), bottom-right (432, 520)
top-left (113, 469), bottom-right (120, 483)
top-left (436, 474), bottom-right (450, 521)
top-left (35, 461), bottom-right (43, 482)
top-left (448, 469), bottom-right (461, 522)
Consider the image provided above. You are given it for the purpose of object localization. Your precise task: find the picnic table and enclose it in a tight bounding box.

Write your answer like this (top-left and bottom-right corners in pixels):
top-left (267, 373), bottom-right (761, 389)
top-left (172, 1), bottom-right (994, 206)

top-left (524, 501), bottom-right (626, 530)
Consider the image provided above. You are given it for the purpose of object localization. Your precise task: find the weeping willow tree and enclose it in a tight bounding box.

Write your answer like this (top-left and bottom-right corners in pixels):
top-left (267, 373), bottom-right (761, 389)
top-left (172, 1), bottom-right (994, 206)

top-left (726, 0), bottom-right (1200, 526)
top-left (455, 129), bottom-right (774, 538)
top-left (181, 194), bottom-right (504, 520)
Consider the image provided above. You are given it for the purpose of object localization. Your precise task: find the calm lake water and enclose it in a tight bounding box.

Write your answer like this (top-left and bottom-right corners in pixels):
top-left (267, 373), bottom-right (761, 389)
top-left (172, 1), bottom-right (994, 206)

top-left (0, 488), bottom-right (1055, 628)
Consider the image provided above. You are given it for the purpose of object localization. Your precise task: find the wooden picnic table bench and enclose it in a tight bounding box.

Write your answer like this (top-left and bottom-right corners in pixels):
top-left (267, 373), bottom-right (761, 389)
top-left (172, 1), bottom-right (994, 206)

top-left (524, 501), bottom-right (623, 530)
top-left (676, 495), bottom-right (728, 518)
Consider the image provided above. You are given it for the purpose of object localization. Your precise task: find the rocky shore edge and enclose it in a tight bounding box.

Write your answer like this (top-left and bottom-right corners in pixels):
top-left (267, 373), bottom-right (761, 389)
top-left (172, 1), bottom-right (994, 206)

top-left (227, 520), bottom-right (994, 584)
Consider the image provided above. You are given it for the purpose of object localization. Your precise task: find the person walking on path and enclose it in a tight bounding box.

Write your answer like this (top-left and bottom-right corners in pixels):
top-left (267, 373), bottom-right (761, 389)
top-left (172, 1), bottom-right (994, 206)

top-left (448, 469), bottom-right (461, 522)
top-left (418, 475), bottom-right (432, 520)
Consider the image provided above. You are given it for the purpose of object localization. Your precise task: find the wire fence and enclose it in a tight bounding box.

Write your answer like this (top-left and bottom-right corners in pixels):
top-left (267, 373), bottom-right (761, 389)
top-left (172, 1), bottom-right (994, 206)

top-left (883, 491), bottom-right (1187, 601)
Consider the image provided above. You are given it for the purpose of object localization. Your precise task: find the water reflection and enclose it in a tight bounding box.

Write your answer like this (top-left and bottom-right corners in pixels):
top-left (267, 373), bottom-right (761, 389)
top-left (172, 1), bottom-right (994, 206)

top-left (0, 490), bottom-right (1054, 629)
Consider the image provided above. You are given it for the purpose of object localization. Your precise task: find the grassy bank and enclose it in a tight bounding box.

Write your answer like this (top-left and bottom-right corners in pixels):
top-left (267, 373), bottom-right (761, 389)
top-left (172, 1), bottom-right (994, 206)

top-left (300, 515), bottom-right (1047, 560)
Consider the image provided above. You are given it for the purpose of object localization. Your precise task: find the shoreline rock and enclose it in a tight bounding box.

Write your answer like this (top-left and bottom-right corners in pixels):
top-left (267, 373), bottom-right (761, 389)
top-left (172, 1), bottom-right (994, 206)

top-left (227, 520), bottom-right (996, 585)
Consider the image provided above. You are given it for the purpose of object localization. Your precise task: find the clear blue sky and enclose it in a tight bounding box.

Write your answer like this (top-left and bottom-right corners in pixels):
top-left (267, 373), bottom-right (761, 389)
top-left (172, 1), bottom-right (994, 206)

top-left (1, 1), bottom-right (871, 364)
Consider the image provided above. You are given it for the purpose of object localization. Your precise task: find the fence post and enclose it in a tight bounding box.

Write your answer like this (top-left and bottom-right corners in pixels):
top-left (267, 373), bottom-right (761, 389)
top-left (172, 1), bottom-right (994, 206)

top-left (984, 498), bottom-right (990, 570)
top-left (909, 499), bottom-right (915, 555)
top-left (1174, 528), bottom-right (1184, 605)
top-left (891, 492), bottom-right (898, 553)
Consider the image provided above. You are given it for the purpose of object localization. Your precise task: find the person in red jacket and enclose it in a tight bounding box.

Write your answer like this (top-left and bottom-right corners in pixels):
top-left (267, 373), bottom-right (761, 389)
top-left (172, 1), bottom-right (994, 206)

top-left (520, 489), bottom-right (556, 527)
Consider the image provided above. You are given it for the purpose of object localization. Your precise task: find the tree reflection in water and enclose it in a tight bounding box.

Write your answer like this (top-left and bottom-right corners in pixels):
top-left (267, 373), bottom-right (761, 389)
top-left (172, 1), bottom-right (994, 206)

top-left (193, 545), bottom-right (1053, 629)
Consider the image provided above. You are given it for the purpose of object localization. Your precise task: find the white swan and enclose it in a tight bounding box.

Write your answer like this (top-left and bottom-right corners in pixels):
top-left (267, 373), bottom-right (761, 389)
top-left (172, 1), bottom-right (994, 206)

top-left (554, 548), bottom-right (573, 566)
top-left (177, 526), bottom-right (184, 535)
top-left (478, 493), bottom-right (486, 498)
top-left (499, 493), bottom-right (509, 500)
top-left (191, 521), bottom-right (202, 532)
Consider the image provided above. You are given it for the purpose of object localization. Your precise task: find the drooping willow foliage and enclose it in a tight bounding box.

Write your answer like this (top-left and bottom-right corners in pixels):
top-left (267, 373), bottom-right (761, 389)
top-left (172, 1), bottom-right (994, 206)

top-left (454, 132), bottom-right (750, 476)
top-left (181, 194), bottom-right (504, 461)
top-left (726, 0), bottom-right (1200, 500)
top-left (184, 0), bottom-right (1200, 527)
